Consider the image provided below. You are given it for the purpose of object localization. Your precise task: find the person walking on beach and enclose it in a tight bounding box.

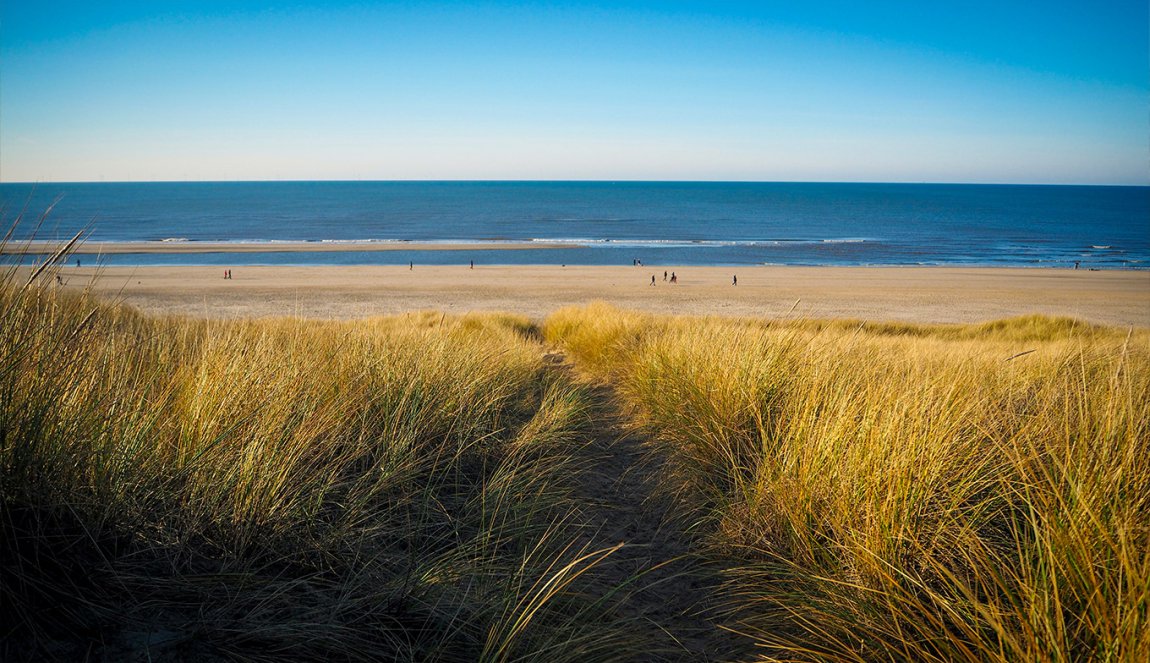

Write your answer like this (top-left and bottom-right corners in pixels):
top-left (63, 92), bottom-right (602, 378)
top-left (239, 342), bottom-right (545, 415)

top-left (732, 274), bottom-right (737, 286)
top-left (663, 271), bottom-right (668, 281)
top-left (470, 260), bottom-right (474, 269)
top-left (651, 275), bottom-right (656, 286)
top-left (409, 261), bottom-right (413, 270)
top-left (670, 272), bottom-right (677, 283)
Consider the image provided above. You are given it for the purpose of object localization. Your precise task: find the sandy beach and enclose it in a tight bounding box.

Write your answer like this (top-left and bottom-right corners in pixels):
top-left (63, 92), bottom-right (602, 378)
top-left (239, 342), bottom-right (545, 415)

top-left (44, 264), bottom-right (1150, 327)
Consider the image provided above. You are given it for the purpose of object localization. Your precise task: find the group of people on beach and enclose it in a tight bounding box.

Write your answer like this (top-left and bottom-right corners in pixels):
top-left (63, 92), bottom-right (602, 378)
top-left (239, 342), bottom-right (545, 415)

top-left (214, 262), bottom-right (735, 287)
top-left (648, 271), bottom-right (737, 286)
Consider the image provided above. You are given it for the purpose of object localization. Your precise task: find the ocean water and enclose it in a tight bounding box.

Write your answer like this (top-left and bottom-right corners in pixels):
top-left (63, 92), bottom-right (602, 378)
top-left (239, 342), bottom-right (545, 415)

top-left (1, 181), bottom-right (1146, 268)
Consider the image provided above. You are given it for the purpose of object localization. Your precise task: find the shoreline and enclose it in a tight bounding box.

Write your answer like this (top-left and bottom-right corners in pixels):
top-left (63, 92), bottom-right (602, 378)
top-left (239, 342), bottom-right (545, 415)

top-left (6, 241), bottom-right (1143, 271)
top-left (38, 264), bottom-right (1150, 327)
top-left (4, 240), bottom-right (582, 254)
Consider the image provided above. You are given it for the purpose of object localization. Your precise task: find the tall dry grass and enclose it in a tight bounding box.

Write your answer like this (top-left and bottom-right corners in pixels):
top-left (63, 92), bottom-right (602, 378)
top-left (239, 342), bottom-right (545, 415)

top-left (546, 302), bottom-right (1150, 662)
top-left (1, 270), bottom-right (637, 660)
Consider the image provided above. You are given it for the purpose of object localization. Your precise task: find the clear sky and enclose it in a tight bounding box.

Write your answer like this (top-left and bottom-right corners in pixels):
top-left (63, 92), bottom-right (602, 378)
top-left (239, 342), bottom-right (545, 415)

top-left (1, 1), bottom-right (1146, 184)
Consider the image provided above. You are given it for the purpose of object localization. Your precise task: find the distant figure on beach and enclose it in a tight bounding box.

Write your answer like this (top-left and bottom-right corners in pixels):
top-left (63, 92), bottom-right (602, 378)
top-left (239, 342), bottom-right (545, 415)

top-left (470, 260), bottom-right (474, 269)
top-left (1074, 261), bottom-right (1080, 270)
top-left (76, 259), bottom-right (81, 268)
top-left (224, 269), bottom-right (228, 279)
top-left (651, 275), bottom-right (656, 286)
top-left (670, 272), bottom-right (677, 283)
top-left (732, 275), bottom-right (737, 286)
top-left (663, 271), bottom-right (667, 281)
top-left (409, 261), bottom-right (413, 270)
top-left (56, 275), bottom-right (63, 286)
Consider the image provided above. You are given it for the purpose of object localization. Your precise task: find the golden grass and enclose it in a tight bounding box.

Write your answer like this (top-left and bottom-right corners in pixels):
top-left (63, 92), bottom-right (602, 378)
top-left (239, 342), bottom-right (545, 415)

top-left (545, 302), bottom-right (1150, 662)
top-left (1, 275), bottom-right (637, 660)
top-left (6, 244), bottom-right (1148, 661)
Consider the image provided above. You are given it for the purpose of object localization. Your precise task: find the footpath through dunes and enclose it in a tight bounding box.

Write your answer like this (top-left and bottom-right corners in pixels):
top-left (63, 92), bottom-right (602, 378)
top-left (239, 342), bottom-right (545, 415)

top-left (543, 351), bottom-right (759, 662)
top-left (3, 271), bottom-right (762, 661)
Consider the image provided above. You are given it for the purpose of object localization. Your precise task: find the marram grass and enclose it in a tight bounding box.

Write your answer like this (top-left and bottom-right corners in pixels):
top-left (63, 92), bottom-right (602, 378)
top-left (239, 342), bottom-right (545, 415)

top-left (5, 258), bottom-right (1148, 662)
top-left (0, 278), bottom-right (635, 661)
top-left (545, 302), bottom-right (1150, 662)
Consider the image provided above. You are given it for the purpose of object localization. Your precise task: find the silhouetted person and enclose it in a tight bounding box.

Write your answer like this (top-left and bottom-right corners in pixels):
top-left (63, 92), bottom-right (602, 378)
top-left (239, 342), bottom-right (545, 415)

top-left (732, 275), bottom-right (737, 285)
top-left (651, 275), bottom-right (656, 286)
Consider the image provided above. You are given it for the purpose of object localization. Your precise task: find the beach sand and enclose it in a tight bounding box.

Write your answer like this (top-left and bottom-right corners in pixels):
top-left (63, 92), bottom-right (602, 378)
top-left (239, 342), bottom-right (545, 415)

top-left (46, 264), bottom-right (1150, 327)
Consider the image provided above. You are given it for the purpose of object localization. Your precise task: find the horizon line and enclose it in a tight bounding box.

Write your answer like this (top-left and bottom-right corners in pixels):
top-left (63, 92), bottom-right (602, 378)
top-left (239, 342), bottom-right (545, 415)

top-left (2, 178), bottom-right (1147, 188)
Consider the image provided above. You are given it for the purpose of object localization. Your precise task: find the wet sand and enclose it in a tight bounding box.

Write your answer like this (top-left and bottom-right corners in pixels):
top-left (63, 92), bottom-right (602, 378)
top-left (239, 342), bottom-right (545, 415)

top-left (47, 265), bottom-right (1150, 327)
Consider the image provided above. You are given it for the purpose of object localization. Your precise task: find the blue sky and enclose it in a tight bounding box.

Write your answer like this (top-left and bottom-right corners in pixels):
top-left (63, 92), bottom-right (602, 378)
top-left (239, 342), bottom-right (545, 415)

top-left (1, 1), bottom-right (1146, 183)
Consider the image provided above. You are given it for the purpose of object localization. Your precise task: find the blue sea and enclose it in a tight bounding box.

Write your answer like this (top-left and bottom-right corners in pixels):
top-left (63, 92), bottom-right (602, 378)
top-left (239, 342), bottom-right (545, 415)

top-left (1, 181), bottom-right (1147, 268)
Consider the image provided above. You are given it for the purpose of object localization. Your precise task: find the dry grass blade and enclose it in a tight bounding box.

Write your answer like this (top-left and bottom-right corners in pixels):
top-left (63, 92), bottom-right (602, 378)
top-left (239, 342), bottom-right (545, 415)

top-left (22, 229), bottom-right (85, 288)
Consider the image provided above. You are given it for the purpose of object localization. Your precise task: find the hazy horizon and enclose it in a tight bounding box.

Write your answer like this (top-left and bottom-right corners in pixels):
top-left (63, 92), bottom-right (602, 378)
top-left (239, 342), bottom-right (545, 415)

top-left (2, 178), bottom-right (1148, 187)
top-left (3, 1), bottom-right (1147, 185)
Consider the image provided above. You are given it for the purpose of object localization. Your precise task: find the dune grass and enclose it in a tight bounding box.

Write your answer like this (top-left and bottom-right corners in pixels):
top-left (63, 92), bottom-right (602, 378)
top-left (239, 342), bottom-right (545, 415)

top-left (545, 302), bottom-right (1150, 662)
top-left (0, 270), bottom-right (642, 660)
top-left (6, 246), bottom-right (1148, 662)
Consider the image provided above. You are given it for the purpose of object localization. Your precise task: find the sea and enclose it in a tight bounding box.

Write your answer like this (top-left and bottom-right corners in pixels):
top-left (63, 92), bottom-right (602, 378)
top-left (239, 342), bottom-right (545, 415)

top-left (1, 181), bottom-right (1147, 269)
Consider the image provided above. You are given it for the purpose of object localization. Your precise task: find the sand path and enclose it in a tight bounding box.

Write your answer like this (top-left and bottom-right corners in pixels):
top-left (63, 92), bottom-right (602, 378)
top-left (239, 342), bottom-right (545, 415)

top-left (550, 356), bottom-right (757, 661)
